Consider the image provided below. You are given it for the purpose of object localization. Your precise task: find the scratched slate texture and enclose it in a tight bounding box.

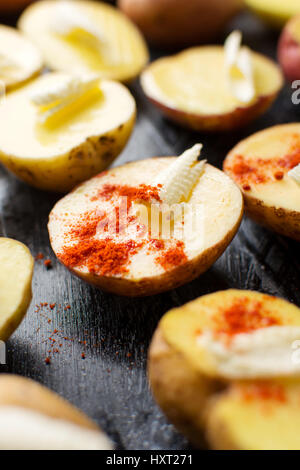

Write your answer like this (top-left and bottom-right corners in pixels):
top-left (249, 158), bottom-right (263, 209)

top-left (0, 7), bottom-right (300, 450)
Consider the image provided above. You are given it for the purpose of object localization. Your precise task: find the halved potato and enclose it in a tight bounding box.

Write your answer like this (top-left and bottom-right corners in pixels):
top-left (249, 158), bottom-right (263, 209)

top-left (0, 238), bottom-right (34, 341)
top-left (245, 0), bottom-right (300, 28)
top-left (148, 290), bottom-right (300, 449)
top-left (0, 72), bottom-right (136, 192)
top-left (0, 374), bottom-right (113, 450)
top-left (48, 157), bottom-right (243, 297)
top-left (18, 0), bottom-right (149, 83)
top-left (0, 25), bottom-right (42, 91)
top-left (207, 380), bottom-right (300, 450)
top-left (223, 123), bottom-right (300, 241)
top-left (141, 46), bottom-right (283, 132)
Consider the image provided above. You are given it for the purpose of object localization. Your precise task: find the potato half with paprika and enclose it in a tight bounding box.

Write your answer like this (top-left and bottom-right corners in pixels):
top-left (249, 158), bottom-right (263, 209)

top-left (149, 289), bottom-right (300, 449)
top-left (0, 238), bottom-right (34, 342)
top-left (0, 375), bottom-right (113, 450)
top-left (48, 146), bottom-right (243, 296)
top-left (223, 123), bottom-right (300, 241)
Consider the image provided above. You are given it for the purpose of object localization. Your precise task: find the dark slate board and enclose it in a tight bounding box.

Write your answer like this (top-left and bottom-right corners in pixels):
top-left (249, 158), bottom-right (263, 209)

top-left (0, 7), bottom-right (300, 450)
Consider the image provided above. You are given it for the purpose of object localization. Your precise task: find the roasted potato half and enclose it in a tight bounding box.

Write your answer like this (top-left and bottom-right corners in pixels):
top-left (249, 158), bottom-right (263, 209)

top-left (149, 289), bottom-right (300, 449)
top-left (224, 123), bottom-right (300, 241)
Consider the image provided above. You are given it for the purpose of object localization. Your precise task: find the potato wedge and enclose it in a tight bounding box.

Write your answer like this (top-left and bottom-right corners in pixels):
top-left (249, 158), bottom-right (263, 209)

top-left (0, 72), bottom-right (136, 192)
top-left (148, 290), bottom-right (300, 449)
top-left (223, 123), bottom-right (300, 241)
top-left (118, 0), bottom-right (242, 48)
top-left (0, 25), bottom-right (42, 91)
top-left (48, 155), bottom-right (243, 297)
top-left (0, 374), bottom-right (113, 450)
top-left (0, 238), bottom-right (33, 342)
top-left (141, 46), bottom-right (283, 132)
top-left (18, 0), bottom-right (149, 83)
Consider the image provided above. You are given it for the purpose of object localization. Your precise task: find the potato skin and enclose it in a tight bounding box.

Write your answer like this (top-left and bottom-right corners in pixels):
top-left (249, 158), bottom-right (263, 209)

top-left (0, 114), bottom-right (135, 193)
top-left (278, 17), bottom-right (300, 83)
top-left (0, 375), bottom-right (98, 431)
top-left (148, 328), bottom-right (223, 448)
top-left (118, 0), bottom-right (242, 48)
top-left (145, 93), bottom-right (278, 133)
top-left (243, 193), bottom-right (300, 242)
top-left (51, 205), bottom-right (243, 297)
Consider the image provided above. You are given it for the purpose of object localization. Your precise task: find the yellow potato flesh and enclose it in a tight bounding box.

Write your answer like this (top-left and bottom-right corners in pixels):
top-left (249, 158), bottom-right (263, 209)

top-left (0, 73), bottom-right (136, 192)
top-left (290, 17), bottom-right (300, 43)
top-left (245, 0), bottom-right (300, 26)
top-left (0, 238), bottom-right (34, 341)
top-left (141, 47), bottom-right (282, 115)
top-left (210, 380), bottom-right (300, 450)
top-left (161, 290), bottom-right (300, 378)
top-left (224, 123), bottom-right (300, 214)
top-left (0, 25), bottom-right (42, 91)
top-left (18, 0), bottom-right (149, 82)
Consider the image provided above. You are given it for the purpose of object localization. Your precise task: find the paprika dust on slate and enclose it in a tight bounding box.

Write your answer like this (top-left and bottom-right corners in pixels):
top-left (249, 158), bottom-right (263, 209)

top-left (58, 183), bottom-right (187, 276)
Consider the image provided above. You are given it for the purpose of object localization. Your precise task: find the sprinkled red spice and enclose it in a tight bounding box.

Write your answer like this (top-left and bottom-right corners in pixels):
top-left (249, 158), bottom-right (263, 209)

top-left (59, 238), bottom-right (143, 276)
top-left (226, 146), bottom-right (300, 186)
top-left (242, 184), bottom-right (251, 191)
top-left (274, 171), bottom-right (284, 181)
top-left (35, 253), bottom-right (44, 260)
top-left (59, 182), bottom-right (188, 276)
top-left (69, 211), bottom-right (107, 240)
top-left (91, 183), bottom-right (161, 205)
top-left (44, 259), bottom-right (52, 268)
top-left (81, 353), bottom-right (86, 359)
top-left (215, 297), bottom-right (280, 337)
top-left (278, 148), bottom-right (300, 170)
top-left (49, 303), bottom-right (56, 310)
top-left (238, 382), bottom-right (286, 403)
top-left (150, 239), bottom-right (165, 250)
top-left (156, 241), bottom-right (187, 270)
top-left (45, 357), bottom-right (51, 365)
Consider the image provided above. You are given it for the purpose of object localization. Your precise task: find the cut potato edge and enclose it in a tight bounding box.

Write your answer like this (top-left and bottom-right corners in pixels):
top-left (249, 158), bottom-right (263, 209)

top-left (0, 238), bottom-right (34, 341)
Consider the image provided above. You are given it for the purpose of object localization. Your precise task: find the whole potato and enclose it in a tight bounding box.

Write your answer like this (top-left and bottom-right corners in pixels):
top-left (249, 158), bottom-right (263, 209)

top-left (118, 0), bottom-right (243, 48)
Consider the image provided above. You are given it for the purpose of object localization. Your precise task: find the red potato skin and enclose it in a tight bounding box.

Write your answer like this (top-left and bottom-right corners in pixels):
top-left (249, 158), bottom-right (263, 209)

top-left (145, 92), bottom-right (279, 132)
top-left (118, 0), bottom-right (243, 48)
top-left (278, 18), bottom-right (300, 83)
